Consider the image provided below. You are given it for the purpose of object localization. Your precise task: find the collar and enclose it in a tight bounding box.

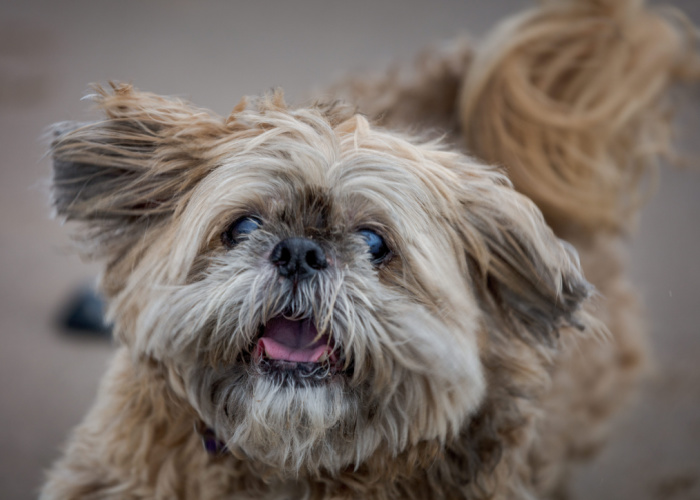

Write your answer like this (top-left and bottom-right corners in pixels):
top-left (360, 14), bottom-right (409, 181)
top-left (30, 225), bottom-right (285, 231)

top-left (194, 421), bottom-right (228, 456)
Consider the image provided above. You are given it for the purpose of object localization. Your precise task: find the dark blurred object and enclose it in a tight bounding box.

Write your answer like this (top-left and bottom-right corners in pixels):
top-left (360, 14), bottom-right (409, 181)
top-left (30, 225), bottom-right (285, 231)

top-left (58, 287), bottom-right (112, 338)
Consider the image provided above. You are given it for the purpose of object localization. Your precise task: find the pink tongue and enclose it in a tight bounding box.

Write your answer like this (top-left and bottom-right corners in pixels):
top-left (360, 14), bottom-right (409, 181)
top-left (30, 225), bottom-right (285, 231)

top-left (256, 318), bottom-right (334, 363)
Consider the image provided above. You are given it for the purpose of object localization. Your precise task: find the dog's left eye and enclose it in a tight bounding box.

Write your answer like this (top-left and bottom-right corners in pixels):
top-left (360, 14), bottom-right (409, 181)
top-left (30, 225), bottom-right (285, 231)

top-left (358, 229), bottom-right (391, 265)
top-left (222, 216), bottom-right (261, 248)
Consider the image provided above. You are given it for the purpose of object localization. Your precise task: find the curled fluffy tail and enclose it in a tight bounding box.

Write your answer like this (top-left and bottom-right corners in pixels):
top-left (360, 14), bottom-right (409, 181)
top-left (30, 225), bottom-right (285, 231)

top-left (460, 0), bottom-right (700, 234)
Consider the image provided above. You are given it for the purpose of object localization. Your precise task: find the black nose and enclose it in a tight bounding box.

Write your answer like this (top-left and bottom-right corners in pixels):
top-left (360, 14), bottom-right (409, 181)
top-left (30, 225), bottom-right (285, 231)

top-left (270, 237), bottom-right (328, 280)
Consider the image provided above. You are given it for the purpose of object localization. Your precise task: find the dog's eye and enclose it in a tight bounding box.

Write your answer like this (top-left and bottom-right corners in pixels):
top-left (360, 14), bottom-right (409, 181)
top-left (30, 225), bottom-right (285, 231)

top-left (222, 216), bottom-right (261, 248)
top-left (358, 229), bottom-right (390, 265)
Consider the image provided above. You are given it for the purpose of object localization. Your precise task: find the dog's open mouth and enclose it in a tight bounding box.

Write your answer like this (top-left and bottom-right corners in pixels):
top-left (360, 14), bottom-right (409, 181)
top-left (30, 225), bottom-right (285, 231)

top-left (251, 316), bottom-right (346, 384)
top-left (254, 317), bottom-right (337, 363)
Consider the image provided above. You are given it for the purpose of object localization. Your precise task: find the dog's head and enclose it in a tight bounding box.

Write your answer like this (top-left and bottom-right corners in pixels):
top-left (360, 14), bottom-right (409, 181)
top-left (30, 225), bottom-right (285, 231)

top-left (51, 84), bottom-right (591, 476)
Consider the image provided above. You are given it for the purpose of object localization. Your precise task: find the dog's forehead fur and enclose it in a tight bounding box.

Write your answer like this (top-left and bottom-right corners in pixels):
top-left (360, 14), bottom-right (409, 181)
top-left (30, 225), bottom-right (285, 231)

top-left (174, 101), bottom-right (471, 283)
top-left (188, 100), bottom-right (463, 224)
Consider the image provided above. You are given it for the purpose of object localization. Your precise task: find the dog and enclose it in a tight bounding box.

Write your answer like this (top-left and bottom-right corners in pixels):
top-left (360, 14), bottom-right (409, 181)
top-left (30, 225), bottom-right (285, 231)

top-left (41, 0), bottom-right (698, 498)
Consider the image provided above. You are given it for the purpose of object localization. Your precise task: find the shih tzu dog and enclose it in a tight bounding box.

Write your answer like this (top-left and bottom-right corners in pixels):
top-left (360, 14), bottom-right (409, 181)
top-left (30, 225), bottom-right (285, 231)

top-left (42, 0), bottom-right (698, 498)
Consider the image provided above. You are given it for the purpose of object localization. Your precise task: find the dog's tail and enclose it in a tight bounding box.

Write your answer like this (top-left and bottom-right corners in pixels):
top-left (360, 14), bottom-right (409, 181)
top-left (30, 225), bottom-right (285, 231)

top-left (460, 0), bottom-right (699, 234)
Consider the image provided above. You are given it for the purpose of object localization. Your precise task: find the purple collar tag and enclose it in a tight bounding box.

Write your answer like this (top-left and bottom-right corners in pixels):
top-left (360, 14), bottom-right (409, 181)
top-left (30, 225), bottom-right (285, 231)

top-left (194, 422), bottom-right (228, 456)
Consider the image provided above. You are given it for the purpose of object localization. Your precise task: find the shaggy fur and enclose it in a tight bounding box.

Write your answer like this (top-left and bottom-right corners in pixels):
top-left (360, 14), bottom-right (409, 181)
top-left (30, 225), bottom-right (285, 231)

top-left (42, 0), bottom-right (698, 499)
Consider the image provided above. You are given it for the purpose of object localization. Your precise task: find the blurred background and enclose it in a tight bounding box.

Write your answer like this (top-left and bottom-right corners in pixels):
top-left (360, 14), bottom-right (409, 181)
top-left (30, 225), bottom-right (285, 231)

top-left (1, 1), bottom-right (698, 498)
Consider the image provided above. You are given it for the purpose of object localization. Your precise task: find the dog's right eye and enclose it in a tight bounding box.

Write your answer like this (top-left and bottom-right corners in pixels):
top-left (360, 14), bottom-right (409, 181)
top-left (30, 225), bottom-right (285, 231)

top-left (222, 216), bottom-right (261, 248)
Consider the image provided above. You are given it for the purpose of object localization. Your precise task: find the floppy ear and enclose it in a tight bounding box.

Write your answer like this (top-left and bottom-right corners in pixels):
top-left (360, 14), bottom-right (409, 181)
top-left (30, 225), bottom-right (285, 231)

top-left (456, 167), bottom-right (593, 345)
top-left (51, 83), bottom-right (228, 262)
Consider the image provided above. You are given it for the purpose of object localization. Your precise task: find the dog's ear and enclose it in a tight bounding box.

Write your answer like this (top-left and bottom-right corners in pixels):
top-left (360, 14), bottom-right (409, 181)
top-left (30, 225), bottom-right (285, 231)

top-left (51, 83), bottom-right (227, 261)
top-left (456, 166), bottom-right (593, 345)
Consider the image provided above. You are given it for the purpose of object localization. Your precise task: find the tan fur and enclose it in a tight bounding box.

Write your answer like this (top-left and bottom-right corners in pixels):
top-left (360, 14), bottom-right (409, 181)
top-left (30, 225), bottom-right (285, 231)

top-left (331, 0), bottom-right (698, 497)
top-left (326, 37), bottom-right (473, 139)
top-left (42, 1), bottom-right (698, 499)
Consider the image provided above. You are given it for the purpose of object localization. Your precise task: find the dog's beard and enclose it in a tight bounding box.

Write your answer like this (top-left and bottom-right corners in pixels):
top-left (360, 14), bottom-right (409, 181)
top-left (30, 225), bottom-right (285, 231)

top-left (134, 241), bottom-right (485, 475)
top-left (189, 363), bottom-right (366, 473)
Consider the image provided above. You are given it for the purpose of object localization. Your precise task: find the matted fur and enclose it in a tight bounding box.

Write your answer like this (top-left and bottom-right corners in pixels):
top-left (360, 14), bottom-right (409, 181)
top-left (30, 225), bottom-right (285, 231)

top-left (42, 1), bottom-right (698, 499)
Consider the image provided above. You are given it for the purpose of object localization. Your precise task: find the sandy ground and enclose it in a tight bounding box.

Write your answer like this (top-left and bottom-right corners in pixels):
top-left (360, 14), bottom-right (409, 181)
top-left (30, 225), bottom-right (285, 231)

top-left (1, 1), bottom-right (698, 498)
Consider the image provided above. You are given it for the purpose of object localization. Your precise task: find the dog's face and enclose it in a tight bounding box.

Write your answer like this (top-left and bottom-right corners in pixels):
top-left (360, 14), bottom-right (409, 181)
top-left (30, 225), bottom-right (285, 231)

top-left (52, 84), bottom-right (590, 476)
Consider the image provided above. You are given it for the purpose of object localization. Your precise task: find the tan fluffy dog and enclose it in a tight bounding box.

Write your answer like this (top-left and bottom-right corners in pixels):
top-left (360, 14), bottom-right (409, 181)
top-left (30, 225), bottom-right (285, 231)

top-left (42, 1), bottom-right (698, 499)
